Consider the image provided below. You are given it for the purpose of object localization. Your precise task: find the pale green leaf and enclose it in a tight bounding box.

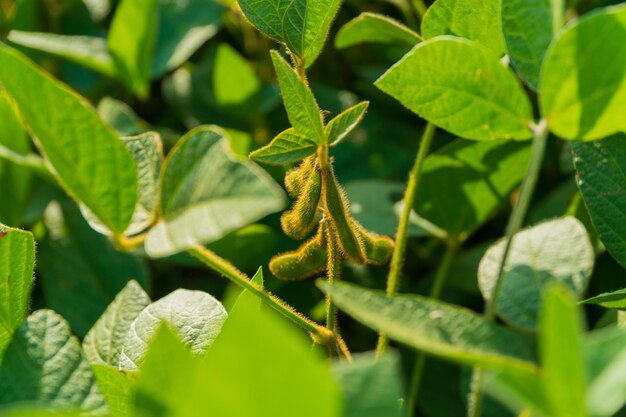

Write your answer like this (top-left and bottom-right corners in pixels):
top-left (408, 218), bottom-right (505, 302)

top-left (108, 0), bottom-right (158, 98)
top-left (271, 50), bottom-right (324, 143)
top-left (484, 369), bottom-right (551, 417)
top-left (478, 217), bottom-right (594, 330)
top-left (145, 126), bottom-right (285, 257)
top-left (539, 4), bottom-right (626, 140)
top-left (319, 281), bottom-right (536, 373)
top-left (0, 310), bottom-right (108, 414)
top-left (572, 134), bottom-right (626, 268)
top-left (0, 44), bottom-right (138, 235)
top-left (119, 289), bottom-right (227, 370)
top-left (501, 0), bottom-right (564, 89)
top-left (213, 43), bottom-right (261, 109)
top-left (0, 225), bottom-right (35, 361)
top-left (97, 97), bottom-right (144, 137)
top-left (326, 101), bottom-right (368, 146)
top-left (421, 0), bottom-right (505, 55)
top-left (83, 280), bottom-right (151, 366)
top-left (584, 288), bottom-right (626, 310)
top-left (376, 37), bottom-right (533, 141)
top-left (335, 12), bottom-right (420, 49)
top-left (249, 128), bottom-right (318, 165)
top-left (91, 364), bottom-right (135, 417)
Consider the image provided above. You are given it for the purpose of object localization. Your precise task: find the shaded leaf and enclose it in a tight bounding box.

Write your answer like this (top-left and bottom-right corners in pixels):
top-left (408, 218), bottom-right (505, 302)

top-left (250, 128), bottom-right (318, 165)
top-left (584, 288), bottom-right (626, 310)
top-left (326, 101), bottom-right (369, 146)
top-left (335, 12), bottom-right (420, 49)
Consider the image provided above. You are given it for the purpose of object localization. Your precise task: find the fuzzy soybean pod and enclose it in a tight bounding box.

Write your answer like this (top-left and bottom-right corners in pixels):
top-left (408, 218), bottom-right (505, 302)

top-left (285, 156), bottom-right (315, 198)
top-left (269, 227), bottom-right (328, 281)
top-left (281, 163), bottom-right (322, 240)
top-left (359, 226), bottom-right (395, 265)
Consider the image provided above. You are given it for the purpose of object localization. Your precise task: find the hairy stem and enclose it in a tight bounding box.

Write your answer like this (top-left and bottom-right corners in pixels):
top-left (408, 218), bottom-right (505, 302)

top-left (377, 123), bottom-right (436, 356)
top-left (467, 119), bottom-right (549, 417)
top-left (325, 223), bottom-right (340, 337)
top-left (190, 245), bottom-right (334, 345)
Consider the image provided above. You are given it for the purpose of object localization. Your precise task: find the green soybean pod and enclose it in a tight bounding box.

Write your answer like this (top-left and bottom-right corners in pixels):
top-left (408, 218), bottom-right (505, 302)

top-left (269, 227), bottom-right (327, 281)
top-left (361, 230), bottom-right (395, 265)
top-left (281, 164), bottom-right (322, 240)
top-left (285, 156), bottom-right (315, 198)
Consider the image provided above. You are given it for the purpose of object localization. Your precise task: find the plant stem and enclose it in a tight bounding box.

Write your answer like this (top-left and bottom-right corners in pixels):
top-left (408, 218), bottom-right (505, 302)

top-left (324, 222), bottom-right (340, 340)
top-left (405, 242), bottom-right (458, 417)
top-left (189, 245), bottom-right (334, 345)
top-left (467, 119), bottom-right (549, 417)
top-left (377, 122), bottom-right (436, 356)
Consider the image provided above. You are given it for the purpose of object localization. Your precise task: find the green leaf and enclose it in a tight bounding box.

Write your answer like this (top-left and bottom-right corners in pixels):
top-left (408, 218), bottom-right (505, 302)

top-left (414, 138), bottom-right (532, 240)
top-left (7, 31), bottom-right (117, 77)
top-left (484, 369), bottom-right (551, 417)
top-left (331, 351), bottom-right (404, 417)
top-left (119, 289), bottom-right (227, 370)
top-left (83, 280), bottom-right (151, 366)
top-left (421, 0), bottom-right (505, 55)
top-left (376, 37), bottom-right (533, 141)
top-left (501, 0), bottom-right (564, 90)
top-left (584, 288), bottom-right (626, 310)
top-left (539, 285), bottom-right (587, 417)
top-left (0, 310), bottom-right (108, 414)
top-left (335, 12), bottom-right (420, 49)
top-left (0, 225), bottom-right (35, 361)
top-left (478, 217), bottom-right (594, 330)
top-left (539, 4), bottom-right (626, 140)
top-left (213, 43), bottom-right (261, 110)
top-left (38, 201), bottom-right (149, 337)
top-left (97, 97), bottom-right (145, 137)
top-left (91, 364), bottom-right (136, 417)
top-left (572, 134), bottom-right (626, 268)
top-left (319, 281), bottom-right (536, 373)
top-left (0, 44), bottom-right (138, 235)
top-left (144, 126), bottom-right (285, 257)
top-left (250, 128), bottom-right (318, 165)
top-left (238, 0), bottom-right (341, 66)
top-left (270, 50), bottom-right (324, 143)
top-left (0, 90), bottom-right (32, 226)
top-left (326, 101), bottom-right (369, 146)
top-left (108, 0), bottom-right (158, 98)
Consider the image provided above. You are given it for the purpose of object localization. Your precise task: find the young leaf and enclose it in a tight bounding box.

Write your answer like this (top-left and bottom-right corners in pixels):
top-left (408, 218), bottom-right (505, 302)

top-left (270, 50), bottom-right (324, 143)
top-left (0, 44), bottom-right (138, 235)
top-left (119, 289), bottom-right (228, 370)
top-left (572, 134), bottom-right (626, 268)
top-left (144, 126), bottom-right (285, 257)
top-left (421, 0), bottom-right (505, 55)
top-left (539, 4), bottom-right (626, 140)
top-left (376, 37), bottom-right (533, 141)
top-left (91, 364), bottom-right (135, 417)
top-left (83, 280), bottom-right (151, 366)
top-left (0, 225), bottom-right (35, 361)
top-left (335, 12), bottom-right (420, 49)
top-left (540, 285), bottom-right (587, 417)
top-left (108, 0), bottom-right (158, 98)
top-left (501, 0), bottom-right (564, 90)
top-left (479, 217), bottom-right (594, 330)
top-left (250, 128), bottom-right (318, 165)
top-left (0, 310), bottom-right (108, 414)
top-left (239, 0), bottom-right (341, 67)
top-left (325, 101), bottom-right (369, 146)
top-left (319, 281), bottom-right (536, 373)
top-left (584, 288), bottom-right (626, 310)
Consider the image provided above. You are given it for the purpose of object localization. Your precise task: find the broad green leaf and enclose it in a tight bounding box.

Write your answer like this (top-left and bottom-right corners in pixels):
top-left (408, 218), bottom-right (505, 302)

top-left (326, 101), bottom-right (369, 146)
top-left (271, 50), bottom-right (324, 143)
top-left (539, 285), bottom-right (587, 417)
top-left (584, 288), bottom-right (626, 310)
top-left (250, 128), bottom-right (318, 165)
top-left (91, 364), bottom-right (135, 417)
top-left (414, 138), bottom-right (531, 240)
top-left (0, 90), bottom-right (31, 226)
top-left (319, 281), bottom-right (536, 373)
top-left (478, 217), bottom-right (594, 330)
top-left (83, 280), bottom-right (151, 366)
top-left (331, 351), bottom-right (404, 417)
top-left (144, 126), bottom-right (285, 257)
top-left (376, 38), bottom-right (533, 141)
top-left (539, 4), bottom-right (626, 140)
top-left (108, 0), bottom-right (158, 98)
top-left (335, 12), bottom-right (420, 49)
top-left (38, 202), bottom-right (149, 337)
top-left (572, 134), bottom-right (626, 268)
top-left (7, 31), bottom-right (117, 77)
top-left (0, 310), bottom-right (108, 414)
top-left (421, 0), bottom-right (505, 55)
top-left (0, 225), bottom-right (35, 361)
top-left (97, 97), bottom-right (145, 136)
top-left (238, 0), bottom-right (341, 66)
top-left (213, 43), bottom-right (261, 109)
top-left (119, 289), bottom-right (227, 370)
top-left (501, 0), bottom-right (564, 89)
top-left (135, 286), bottom-right (340, 417)
top-left (0, 44), bottom-right (138, 235)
